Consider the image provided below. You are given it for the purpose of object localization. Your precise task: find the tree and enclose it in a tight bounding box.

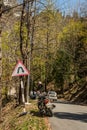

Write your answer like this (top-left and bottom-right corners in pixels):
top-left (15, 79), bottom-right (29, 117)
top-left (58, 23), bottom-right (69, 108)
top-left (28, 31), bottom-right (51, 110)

top-left (52, 50), bottom-right (71, 93)
top-left (33, 5), bottom-right (63, 88)
top-left (52, 19), bottom-right (87, 92)
top-left (74, 21), bottom-right (87, 80)
top-left (19, 0), bottom-right (37, 103)
top-left (80, 0), bottom-right (87, 17)
top-left (0, 0), bottom-right (3, 122)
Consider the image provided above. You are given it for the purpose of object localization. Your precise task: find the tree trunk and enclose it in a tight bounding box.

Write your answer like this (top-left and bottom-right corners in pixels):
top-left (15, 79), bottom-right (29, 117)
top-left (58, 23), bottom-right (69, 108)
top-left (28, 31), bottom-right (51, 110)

top-left (0, 0), bottom-right (2, 122)
top-left (19, 84), bottom-right (22, 104)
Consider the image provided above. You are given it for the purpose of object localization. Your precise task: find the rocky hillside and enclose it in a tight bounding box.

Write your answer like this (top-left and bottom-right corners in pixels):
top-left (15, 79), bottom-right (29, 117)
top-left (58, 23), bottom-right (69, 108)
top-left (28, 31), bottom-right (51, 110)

top-left (64, 80), bottom-right (87, 104)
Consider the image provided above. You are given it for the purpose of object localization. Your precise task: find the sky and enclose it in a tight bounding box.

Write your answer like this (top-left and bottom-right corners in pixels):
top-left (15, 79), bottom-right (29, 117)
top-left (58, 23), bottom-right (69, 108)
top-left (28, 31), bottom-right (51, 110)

top-left (55, 0), bottom-right (86, 15)
top-left (17, 0), bottom-right (86, 8)
top-left (17, 0), bottom-right (86, 15)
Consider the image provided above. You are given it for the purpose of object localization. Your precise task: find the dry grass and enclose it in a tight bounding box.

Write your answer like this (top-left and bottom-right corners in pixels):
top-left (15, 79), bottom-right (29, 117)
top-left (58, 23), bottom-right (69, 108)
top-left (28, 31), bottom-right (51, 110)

top-left (0, 100), bottom-right (51, 130)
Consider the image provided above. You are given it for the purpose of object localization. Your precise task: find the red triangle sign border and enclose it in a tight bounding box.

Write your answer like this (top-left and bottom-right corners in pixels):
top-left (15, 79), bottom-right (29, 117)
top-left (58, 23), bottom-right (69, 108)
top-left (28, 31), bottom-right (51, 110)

top-left (12, 60), bottom-right (30, 77)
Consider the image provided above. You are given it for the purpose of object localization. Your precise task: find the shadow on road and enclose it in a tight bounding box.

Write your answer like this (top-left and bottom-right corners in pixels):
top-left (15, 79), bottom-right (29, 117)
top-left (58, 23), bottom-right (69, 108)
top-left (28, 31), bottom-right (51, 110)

top-left (54, 112), bottom-right (87, 123)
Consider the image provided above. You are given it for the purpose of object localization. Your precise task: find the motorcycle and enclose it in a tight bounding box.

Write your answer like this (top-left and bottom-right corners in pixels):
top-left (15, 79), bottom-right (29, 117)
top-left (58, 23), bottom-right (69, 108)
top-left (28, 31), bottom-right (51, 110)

top-left (37, 94), bottom-right (56, 117)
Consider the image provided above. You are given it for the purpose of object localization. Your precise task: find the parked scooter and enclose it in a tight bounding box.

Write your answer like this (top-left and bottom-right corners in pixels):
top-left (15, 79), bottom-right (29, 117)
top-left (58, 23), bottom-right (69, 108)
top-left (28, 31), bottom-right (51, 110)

top-left (37, 93), bottom-right (56, 117)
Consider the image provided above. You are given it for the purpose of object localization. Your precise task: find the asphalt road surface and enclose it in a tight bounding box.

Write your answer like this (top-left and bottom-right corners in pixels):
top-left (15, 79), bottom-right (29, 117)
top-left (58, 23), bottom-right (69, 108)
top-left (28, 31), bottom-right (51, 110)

top-left (49, 100), bottom-right (87, 130)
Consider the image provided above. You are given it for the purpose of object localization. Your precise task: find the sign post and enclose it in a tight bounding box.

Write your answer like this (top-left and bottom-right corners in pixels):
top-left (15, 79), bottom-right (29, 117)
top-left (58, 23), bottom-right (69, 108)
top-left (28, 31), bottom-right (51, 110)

top-left (20, 77), bottom-right (25, 104)
top-left (12, 60), bottom-right (30, 111)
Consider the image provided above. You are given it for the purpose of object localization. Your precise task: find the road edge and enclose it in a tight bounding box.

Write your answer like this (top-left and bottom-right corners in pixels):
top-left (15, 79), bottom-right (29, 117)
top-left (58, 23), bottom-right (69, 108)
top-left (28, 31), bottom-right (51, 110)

top-left (44, 117), bottom-right (52, 130)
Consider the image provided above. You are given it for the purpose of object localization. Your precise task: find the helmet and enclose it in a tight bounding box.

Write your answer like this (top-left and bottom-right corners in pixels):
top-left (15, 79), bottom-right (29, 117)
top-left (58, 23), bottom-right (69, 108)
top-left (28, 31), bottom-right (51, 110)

top-left (38, 81), bottom-right (42, 84)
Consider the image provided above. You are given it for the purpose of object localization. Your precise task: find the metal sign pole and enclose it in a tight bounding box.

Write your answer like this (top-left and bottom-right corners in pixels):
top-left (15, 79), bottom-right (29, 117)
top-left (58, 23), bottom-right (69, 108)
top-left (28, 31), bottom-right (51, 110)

top-left (20, 77), bottom-right (27, 113)
top-left (20, 77), bottom-right (25, 104)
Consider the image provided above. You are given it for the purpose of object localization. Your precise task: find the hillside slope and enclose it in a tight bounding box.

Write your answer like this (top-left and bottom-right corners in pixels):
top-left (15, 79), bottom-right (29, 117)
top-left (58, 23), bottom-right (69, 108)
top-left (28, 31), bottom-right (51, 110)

top-left (63, 80), bottom-right (87, 104)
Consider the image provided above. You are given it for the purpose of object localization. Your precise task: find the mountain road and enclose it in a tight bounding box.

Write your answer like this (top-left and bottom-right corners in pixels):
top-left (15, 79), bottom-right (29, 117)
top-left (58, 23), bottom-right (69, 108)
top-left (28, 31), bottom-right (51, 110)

top-left (48, 100), bottom-right (87, 130)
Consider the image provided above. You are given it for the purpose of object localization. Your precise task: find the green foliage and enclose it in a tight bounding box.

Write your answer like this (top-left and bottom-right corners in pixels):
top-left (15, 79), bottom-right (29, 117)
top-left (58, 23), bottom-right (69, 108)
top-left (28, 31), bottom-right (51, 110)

top-left (52, 50), bottom-right (71, 87)
top-left (1, 0), bottom-right (87, 98)
top-left (33, 8), bottom-right (63, 85)
top-left (74, 22), bottom-right (87, 78)
top-left (52, 18), bottom-right (87, 92)
top-left (1, 21), bottom-right (22, 97)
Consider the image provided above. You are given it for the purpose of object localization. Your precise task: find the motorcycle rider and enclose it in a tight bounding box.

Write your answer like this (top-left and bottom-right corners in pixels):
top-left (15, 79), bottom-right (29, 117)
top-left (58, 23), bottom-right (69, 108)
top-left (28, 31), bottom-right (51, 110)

top-left (37, 81), bottom-right (43, 94)
top-left (38, 81), bottom-right (43, 89)
top-left (37, 81), bottom-right (55, 116)
top-left (37, 81), bottom-right (47, 97)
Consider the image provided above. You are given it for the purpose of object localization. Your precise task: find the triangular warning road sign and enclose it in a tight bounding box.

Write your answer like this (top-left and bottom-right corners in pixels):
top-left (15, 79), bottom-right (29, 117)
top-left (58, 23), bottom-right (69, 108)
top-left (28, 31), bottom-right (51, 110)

top-left (12, 61), bottom-right (29, 77)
